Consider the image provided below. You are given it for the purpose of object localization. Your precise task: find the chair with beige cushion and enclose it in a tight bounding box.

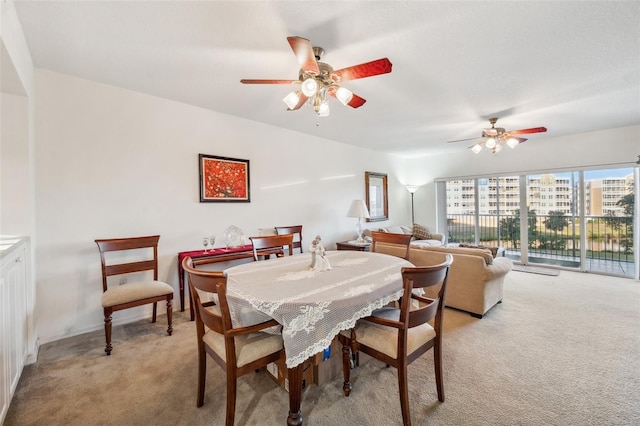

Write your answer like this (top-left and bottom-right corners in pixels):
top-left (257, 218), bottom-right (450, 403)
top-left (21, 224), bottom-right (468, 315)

top-left (95, 235), bottom-right (173, 355)
top-left (370, 230), bottom-right (413, 260)
top-left (182, 257), bottom-right (284, 426)
top-left (339, 254), bottom-right (453, 426)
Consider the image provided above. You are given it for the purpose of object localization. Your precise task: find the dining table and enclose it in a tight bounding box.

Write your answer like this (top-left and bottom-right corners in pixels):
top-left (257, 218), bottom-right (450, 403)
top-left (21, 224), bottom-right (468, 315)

top-left (224, 250), bottom-right (413, 426)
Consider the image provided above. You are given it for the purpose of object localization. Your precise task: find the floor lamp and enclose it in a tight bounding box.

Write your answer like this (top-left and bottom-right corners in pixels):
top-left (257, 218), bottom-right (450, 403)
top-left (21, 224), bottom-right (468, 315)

top-left (405, 185), bottom-right (418, 224)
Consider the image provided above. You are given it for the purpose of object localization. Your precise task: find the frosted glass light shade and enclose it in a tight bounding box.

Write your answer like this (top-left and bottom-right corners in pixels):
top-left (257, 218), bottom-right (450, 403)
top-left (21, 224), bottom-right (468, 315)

top-left (507, 138), bottom-right (520, 148)
top-left (471, 144), bottom-right (483, 154)
top-left (301, 78), bottom-right (318, 97)
top-left (283, 91), bottom-right (300, 109)
top-left (335, 87), bottom-right (353, 105)
top-left (405, 185), bottom-right (418, 194)
top-left (485, 138), bottom-right (496, 149)
top-left (317, 101), bottom-right (330, 116)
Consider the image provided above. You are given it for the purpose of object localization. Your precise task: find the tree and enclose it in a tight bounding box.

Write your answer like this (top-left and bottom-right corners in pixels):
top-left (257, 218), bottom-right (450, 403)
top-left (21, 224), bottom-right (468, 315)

top-left (540, 210), bottom-right (568, 251)
top-left (616, 191), bottom-right (635, 254)
top-left (499, 208), bottom-right (539, 249)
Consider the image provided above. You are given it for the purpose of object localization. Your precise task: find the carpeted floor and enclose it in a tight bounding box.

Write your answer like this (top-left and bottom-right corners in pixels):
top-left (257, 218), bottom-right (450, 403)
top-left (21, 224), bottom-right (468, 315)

top-left (5, 270), bottom-right (640, 426)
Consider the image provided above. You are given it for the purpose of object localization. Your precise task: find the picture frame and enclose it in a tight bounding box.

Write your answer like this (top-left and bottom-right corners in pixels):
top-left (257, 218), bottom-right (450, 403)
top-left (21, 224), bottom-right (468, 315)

top-left (365, 171), bottom-right (388, 221)
top-left (199, 154), bottom-right (250, 202)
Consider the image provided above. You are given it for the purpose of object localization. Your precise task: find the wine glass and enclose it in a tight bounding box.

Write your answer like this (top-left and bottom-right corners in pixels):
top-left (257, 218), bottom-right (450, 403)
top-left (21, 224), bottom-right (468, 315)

top-left (209, 235), bottom-right (216, 251)
top-left (202, 237), bottom-right (209, 253)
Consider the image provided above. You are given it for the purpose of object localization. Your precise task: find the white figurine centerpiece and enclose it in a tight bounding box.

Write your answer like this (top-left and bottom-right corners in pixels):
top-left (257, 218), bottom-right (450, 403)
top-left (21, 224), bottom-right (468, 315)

top-left (309, 235), bottom-right (331, 271)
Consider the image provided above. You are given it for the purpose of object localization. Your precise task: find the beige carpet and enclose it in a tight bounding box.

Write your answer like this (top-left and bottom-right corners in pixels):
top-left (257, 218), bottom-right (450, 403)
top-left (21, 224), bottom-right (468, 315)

top-left (5, 270), bottom-right (640, 426)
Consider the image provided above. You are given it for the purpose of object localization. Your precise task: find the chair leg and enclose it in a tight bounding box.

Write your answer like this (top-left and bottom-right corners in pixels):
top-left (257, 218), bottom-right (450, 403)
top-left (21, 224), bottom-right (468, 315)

top-left (226, 371), bottom-right (237, 426)
top-left (397, 360), bottom-right (411, 426)
top-left (341, 344), bottom-right (352, 396)
top-left (434, 340), bottom-right (445, 402)
top-left (166, 298), bottom-right (173, 335)
top-left (197, 348), bottom-right (206, 407)
top-left (104, 308), bottom-right (113, 355)
top-left (152, 301), bottom-right (158, 323)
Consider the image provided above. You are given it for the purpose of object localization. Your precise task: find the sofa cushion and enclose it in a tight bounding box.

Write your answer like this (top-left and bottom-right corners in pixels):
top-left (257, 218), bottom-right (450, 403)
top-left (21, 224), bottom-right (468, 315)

top-left (412, 245), bottom-right (494, 265)
top-left (412, 223), bottom-right (432, 240)
top-left (410, 239), bottom-right (444, 248)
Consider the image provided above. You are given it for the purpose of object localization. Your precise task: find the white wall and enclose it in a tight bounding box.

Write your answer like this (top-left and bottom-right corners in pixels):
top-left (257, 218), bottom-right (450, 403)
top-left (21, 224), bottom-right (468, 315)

top-left (34, 69), bottom-right (412, 343)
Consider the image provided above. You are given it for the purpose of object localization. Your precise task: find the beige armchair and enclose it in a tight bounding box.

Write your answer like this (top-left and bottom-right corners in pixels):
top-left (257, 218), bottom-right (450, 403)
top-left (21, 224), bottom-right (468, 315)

top-left (409, 246), bottom-right (512, 318)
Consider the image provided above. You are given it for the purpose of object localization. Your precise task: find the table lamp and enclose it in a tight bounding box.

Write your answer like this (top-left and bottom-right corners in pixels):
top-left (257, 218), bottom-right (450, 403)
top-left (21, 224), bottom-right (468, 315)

top-left (347, 199), bottom-right (370, 243)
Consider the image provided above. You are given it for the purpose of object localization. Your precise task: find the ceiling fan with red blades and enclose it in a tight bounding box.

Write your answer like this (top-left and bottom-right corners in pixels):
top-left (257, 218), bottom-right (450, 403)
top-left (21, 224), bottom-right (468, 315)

top-left (240, 36), bottom-right (392, 117)
top-left (447, 117), bottom-right (547, 154)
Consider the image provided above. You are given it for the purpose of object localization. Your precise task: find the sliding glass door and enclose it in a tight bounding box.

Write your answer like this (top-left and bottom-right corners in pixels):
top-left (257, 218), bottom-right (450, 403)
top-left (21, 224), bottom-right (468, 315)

top-left (441, 166), bottom-right (637, 278)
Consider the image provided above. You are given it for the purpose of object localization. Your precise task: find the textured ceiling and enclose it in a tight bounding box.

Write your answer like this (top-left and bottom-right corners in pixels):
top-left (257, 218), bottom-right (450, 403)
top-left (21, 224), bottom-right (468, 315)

top-left (12, 1), bottom-right (640, 157)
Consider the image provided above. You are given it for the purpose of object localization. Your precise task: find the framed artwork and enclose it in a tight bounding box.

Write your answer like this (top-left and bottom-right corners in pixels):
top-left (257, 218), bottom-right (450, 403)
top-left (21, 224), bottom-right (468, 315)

top-left (365, 171), bottom-right (388, 221)
top-left (199, 154), bottom-right (250, 202)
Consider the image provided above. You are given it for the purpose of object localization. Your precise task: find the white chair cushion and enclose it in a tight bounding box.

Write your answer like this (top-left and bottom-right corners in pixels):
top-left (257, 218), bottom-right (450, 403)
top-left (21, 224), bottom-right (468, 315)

top-left (203, 330), bottom-right (283, 367)
top-left (345, 307), bottom-right (436, 359)
top-left (102, 280), bottom-right (173, 307)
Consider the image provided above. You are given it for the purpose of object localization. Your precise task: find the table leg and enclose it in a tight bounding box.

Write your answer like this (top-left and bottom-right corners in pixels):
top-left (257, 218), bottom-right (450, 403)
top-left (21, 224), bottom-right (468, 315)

top-left (286, 363), bottom-right (303, 426)
top-left (178, 259), bottom-right (195, 321)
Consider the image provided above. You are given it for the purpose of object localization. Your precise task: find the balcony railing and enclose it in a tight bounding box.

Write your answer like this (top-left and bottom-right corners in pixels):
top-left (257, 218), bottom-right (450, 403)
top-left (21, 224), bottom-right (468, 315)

top-left (446, 213), bottom-right (635, 277)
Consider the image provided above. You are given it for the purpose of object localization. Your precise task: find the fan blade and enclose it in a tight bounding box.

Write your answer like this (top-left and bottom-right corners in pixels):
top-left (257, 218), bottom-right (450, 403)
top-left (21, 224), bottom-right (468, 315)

top-left (447, 137), bottom-right (483, 144)
top-left (513, 137), bottom-right (528, 144)
top-left (327, 89), bottom-right (367, 108)
top-left (347, 93), bottom-right (366, 108)
top-left (240, 79), bottom-right (298, 84)
top-left (507, 127), bottom-right (547, 135)
top-left (330, 58), bottom-right (393, 83)
top-left (287, 93), bottom-right (309, 111)
top-left (287, 36), bottom-right (320, 74)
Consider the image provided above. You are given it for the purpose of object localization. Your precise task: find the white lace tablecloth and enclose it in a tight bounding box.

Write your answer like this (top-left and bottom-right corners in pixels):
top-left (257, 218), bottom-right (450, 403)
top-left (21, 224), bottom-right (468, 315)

top-left (224, 250), bottom-right (412, 368)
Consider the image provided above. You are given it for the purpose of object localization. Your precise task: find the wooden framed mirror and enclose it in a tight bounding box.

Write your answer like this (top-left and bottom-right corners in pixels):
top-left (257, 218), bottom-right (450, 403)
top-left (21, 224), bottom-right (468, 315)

top-left (365, 171), bottom-right (388, 222)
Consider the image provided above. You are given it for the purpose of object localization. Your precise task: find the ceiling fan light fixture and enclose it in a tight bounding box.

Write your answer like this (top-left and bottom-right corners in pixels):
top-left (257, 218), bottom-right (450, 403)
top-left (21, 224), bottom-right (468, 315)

top-left (283, 91), bottom-right (300, 109)
top-left (506, 137), bottom-right (519, 148)
top-left (317, 100), bottom-right (330, 116)
top-left (301, 77), bottom-right (318, 97)
top-left (471, 144), bottom-right (483, 154)
top-left (493, 144), bottom-right (503, 153)
top-left (335, 87), bottom-right (353, 105)
top-left (485, 138), bottom-right (496, 149)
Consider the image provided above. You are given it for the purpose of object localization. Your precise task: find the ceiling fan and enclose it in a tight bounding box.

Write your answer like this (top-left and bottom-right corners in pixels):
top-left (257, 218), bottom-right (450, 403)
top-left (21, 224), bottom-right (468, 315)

top-left (240, 36), bottom-right (392, 117)
top-left (447, 117), bottom-right (547, 154)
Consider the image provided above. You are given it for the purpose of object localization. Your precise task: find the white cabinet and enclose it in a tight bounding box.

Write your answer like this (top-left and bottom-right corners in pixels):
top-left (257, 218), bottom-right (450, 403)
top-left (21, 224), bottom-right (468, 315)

top-left (1, 238), bottom-right (28, 424)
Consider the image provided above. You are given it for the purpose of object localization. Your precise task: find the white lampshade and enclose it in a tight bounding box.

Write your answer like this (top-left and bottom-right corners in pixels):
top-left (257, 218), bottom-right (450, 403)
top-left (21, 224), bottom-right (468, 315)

top-left (317, 101), bottom-right (330, 117)
top-left (485, 138), bottom-right (496, 149)
top-left (405, 185), bottom-right (419, 194)
top-left (283, 91), bottom-right (300, 109)
top-left (471, 144), bottom-right (483, 154)
top-left (347, 199), bottom-right (370, 219)
top-left (335, 87), bottom-right (353, 105)
top-left (506, 137), bottom-right (520, 148)
top-left (301, 78), bottom-right (318, 97)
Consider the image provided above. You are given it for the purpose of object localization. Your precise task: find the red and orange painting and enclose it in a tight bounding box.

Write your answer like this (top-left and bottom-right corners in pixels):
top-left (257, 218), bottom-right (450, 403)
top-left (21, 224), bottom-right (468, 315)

top-left (199, 154), bottom-right (250, 202)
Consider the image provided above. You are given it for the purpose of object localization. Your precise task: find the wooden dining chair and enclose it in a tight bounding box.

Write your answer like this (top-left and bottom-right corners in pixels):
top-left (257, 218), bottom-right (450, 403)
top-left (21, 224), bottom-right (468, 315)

top-left (275, 225), bottom-right (304, 253)
top-left (249, 234), bottom-right (295, 261)
top-left (370, 230), bottom-right (413, 260)
top-left (182, 257), bottom-right (284, 426)
top-left (339, 254), bottom-right (453, 426)
top-left (94, 235), bottom-right (173, 355)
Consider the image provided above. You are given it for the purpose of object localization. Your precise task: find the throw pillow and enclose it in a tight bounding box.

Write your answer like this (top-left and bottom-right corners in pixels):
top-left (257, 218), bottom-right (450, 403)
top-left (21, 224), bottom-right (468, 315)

top-left (413, 223), bottom-right (432, 240)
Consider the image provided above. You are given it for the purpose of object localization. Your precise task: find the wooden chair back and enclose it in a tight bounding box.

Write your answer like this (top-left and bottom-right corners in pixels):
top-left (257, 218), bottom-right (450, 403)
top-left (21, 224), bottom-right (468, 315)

top-left (249, 234), bottom-right (295, 261)
top-left (370, 230), bottom-right (413, 259)
top-left (95, 235), bottom-right (160, 292)
top-left (275, 225), bottom-right (304, 253)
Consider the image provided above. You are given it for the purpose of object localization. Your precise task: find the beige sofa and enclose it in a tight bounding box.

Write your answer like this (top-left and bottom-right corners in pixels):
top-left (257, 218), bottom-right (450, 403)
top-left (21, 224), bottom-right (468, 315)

top-left (365, 225), bottom-right (445, 247)
top-left (376, 243), bottom-right (512, 318)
